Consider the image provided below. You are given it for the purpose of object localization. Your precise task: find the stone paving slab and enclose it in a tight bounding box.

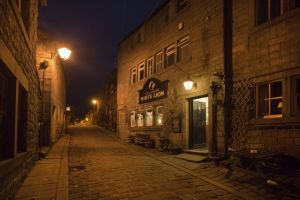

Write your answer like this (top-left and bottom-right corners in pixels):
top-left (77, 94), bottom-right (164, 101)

top-left (15, 135), bottom-right (69, 200)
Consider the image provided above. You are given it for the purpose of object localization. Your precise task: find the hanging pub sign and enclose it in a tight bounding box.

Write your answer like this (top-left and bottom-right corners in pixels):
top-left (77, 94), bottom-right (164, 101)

top-left (138, 78), bottom-right (169, 104)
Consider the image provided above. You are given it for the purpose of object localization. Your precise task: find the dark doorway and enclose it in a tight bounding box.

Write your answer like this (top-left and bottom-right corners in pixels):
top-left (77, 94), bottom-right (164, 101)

top-left (189, 96), bottom-right (208, 149)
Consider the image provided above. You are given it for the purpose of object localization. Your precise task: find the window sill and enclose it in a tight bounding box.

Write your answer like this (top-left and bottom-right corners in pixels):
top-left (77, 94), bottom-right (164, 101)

top-left (0, 152), bottom-right (30, 179)
top-left (250, 117), bottom-right (300, 128)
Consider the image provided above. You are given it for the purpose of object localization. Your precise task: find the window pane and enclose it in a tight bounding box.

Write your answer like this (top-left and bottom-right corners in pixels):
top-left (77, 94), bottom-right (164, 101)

top-left (297, 96), bottom-right (300, 113)
top-left (270, 98), bottom-right (282, 115)
top-left (271, 81), bottom-right (282, 97)
top-left (146, 110), bottom-right (153, 126)
top-left (137, 113), bottom-right (144, 127)
top-left (156, 106), bottom-right (163, 126)
top-left (270, 0), bottom-right (281, 19)
top-left (130, 111), bottom-right (136, 127)
top-left (258, 83), bottom-right (269, 117)
top-left (257, 0), bottom-right (268, 24)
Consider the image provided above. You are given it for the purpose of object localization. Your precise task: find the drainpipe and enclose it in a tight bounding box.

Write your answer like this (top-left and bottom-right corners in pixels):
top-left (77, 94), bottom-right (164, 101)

top-left (223, 0), bottom-right (233, 158)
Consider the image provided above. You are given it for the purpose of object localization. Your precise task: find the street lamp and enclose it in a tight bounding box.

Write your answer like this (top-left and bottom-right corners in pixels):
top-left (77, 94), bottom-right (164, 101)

top-left (58, 48), bottom-right (72, 60)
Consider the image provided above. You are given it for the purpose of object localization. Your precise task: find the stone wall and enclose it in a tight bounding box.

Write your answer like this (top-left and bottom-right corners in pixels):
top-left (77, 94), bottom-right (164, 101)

top-left (231, 1), bottom-right (300, 158)
top-left (117, 0), bottom-right (225, 151)
top-left (0, 0), bottom-right (40, 199)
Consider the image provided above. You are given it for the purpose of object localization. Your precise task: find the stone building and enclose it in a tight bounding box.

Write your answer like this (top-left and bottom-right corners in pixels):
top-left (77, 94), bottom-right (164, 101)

top-left (98, 69), bottom-right (117, 132)
top-left (36, 30), bottom-right (67, 146)
top-left (117, 0), bottom-right (300, 158)
top-left (0, 0), bottom-right (41, 199)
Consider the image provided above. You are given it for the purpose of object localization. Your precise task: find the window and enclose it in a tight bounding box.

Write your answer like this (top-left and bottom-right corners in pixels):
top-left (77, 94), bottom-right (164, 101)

top-left (290, 0), bottom-right (300, 9)
top-left (165, 44), bottom-right (175, 67)
top-left (177, 35), bottom-right (190, 62)
top-left (146, 58), bottom-right (153, 77)
top-left (156, 106), bottom-right (163, 126)
top-left (137, 113), bottom-right (144, 127)
top-left (155, 52), bottom-right (164, 73)
top-left (258, 81), bottom-right (283, 118)
top-left (177, 0), bottom-right (188, 12)
top-left (130, 67), bottom-right (137, 84)
top-left (292, 76), bottom-right (300, 115)
top-left (0, 66), bottom-right (16, 160)
top-left (256, 0), bottom-right (282, 25)
top-left (130, 111), bottom-right (136, 127)
top-left (145, 109), bottom-right (153, 126)
top-left (138, 63), bottom-right (145, 81)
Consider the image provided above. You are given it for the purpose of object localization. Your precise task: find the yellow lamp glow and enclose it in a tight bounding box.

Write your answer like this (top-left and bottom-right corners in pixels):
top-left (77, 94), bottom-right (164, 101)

top-left (58, 48), bottom-right (72, 60)
top-left (92, 99), bottom-right (97, 105)
top-left (183, 76), bottom-right (194, 90)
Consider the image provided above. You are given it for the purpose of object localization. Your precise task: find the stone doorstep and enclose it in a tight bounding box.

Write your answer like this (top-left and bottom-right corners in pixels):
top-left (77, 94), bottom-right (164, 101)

top-left (175, 153), bottom-right (208, 163)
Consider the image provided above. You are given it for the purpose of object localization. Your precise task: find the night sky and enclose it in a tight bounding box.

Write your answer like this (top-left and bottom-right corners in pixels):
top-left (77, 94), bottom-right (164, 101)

top-left (39, 0), bottom-right (165, 117)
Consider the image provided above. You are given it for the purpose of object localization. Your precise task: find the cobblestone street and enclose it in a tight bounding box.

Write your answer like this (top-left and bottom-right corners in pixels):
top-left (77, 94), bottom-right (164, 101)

top-left (68, 127), bottom-right (297, 200)
top-left (68, 127), bottom-right (239, 200)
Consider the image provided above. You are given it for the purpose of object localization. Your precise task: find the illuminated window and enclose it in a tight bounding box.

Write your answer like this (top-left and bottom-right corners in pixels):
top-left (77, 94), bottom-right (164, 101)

top-left (177, 0), bottom-right (188, 12)
top-left (165, 44), bottom-right (175, 67)
top-left (130, 111), bottom-right (136, 127)
top-left (145, 109), bottom-right (153, 126)
top-left (257, 81), bottom-right (283, 119)
top-left (146, 58), bottom-right (153, 77)
top-left (156, 106), bottom-right (163, 126)
top-left (130, 67), bottom-right (137, 84)
top-left (155, 52), bottom-right (163, 73)
top-left (137, 113), bottom-right (144, 127)
top-left (138, 63), bottom-right (145, 81)
top-left (177, 35), bottom-right (189, 62)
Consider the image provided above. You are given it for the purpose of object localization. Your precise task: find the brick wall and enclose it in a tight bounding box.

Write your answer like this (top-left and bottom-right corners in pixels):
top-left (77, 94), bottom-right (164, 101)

top-left (0, 0), bottom-right (40, 199)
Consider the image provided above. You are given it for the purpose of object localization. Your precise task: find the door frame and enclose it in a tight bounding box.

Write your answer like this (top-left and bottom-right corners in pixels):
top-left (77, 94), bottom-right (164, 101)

top-left (188, 95), bottom-right (209, 149)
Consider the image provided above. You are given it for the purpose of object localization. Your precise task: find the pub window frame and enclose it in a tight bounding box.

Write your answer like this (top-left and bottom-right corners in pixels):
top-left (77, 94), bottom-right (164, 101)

top-left (165, 44), bottom-right (175, 68)
top-left (145, 109), bottom-right (153, 127)
top-left (138, 62), bottom-right (145, 81)
top-left (146, 57), bottom-right (154, 78)
top-left (155, 105), bottom-right (164, 126)
top-left (257, 80), bottom-right (283, 119)
top-left (255, 0), bottom-right (283, 25)
top-left (137, 112), bottom-right (144, 127)
top-left (177, 35), bottom-right (190, 62)
top-left (155, 51), bottom-right (164, 73)
top-left (130, 67), bottom-right (137, 84)
top-left (130, 111), bottom-right (136, 127)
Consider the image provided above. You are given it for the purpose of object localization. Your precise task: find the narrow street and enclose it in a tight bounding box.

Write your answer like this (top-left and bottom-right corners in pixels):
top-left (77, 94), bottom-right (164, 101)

top-left (68, 126), bottom-right (238, 200)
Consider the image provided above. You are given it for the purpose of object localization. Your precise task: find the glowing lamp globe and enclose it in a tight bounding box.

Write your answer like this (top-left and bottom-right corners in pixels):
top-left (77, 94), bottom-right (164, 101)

top-left (183, 76), bottom-right (194, 90)
top-left (58, 48), bottom-right (72, 60)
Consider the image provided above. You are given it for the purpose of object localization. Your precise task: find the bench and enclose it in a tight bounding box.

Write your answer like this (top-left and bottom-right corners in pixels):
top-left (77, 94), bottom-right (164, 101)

top-left (133, 132), bottom-right (155, 148)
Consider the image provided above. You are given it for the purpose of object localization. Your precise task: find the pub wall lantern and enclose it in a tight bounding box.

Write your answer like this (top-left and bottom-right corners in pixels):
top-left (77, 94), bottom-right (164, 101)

top-left (183, 75), bottom-right (196, 91)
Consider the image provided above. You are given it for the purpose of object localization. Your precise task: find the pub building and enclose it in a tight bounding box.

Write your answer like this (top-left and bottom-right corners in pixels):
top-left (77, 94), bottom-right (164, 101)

top-left (117, 0), bottom-right (300, 158)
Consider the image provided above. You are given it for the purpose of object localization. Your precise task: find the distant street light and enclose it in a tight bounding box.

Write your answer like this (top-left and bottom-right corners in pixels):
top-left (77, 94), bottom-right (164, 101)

top-left (58, 48), bottom-right (72, 60)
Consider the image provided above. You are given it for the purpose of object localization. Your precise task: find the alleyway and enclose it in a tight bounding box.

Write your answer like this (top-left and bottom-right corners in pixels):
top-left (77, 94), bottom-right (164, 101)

top-left (68, 127), bottom-right (238, 200)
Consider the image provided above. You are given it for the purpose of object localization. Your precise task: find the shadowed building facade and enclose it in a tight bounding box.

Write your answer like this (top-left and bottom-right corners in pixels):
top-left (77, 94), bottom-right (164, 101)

top-left (117, 0), bottom-right (300, 158)
top-left (36, 30), bottom-right (67, 147)
top-left (0, 0), bottom-right (41, 199)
